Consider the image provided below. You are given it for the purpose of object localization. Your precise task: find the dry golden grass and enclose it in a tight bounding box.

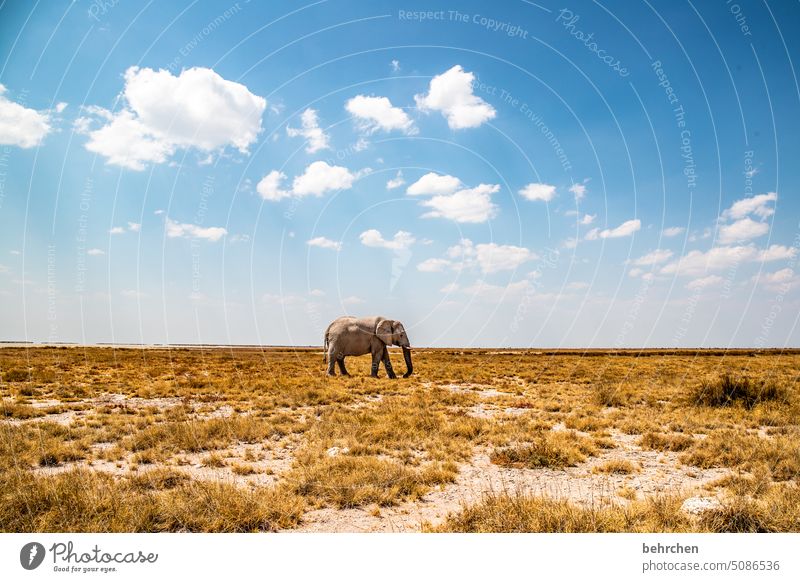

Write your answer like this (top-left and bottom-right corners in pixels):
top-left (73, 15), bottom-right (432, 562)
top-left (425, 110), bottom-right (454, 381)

top-left (638, 432), bottom-right (694, 452)
top-left (1, 346), bottom-right (799, 532)
top-left (691, 373), bottom-right (789, 409)
top-left (431, 485), bottom-right (800, 533)
top-left (428, 491), bottom-right (693, 532)
top-left (0, 468), bottom-right (304, 532)
top-left (490, 431), bottom-right (598, 469)
top-left (593, 459), bottom-right (639, 474)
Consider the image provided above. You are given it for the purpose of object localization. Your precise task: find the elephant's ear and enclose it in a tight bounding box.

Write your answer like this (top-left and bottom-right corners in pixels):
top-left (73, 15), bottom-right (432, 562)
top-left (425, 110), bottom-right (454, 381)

top-left (375, 319), bottom-right (394, 344)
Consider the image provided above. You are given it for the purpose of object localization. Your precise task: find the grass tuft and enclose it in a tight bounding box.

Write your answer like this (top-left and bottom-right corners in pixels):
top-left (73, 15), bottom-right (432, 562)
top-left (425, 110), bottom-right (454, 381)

top-left (691, 374), bottom-right (788, 409)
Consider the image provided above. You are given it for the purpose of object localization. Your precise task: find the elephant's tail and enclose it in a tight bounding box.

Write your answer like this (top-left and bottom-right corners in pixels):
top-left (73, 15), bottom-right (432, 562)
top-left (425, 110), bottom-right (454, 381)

top-left (323, 331), bottom-right (329, 364)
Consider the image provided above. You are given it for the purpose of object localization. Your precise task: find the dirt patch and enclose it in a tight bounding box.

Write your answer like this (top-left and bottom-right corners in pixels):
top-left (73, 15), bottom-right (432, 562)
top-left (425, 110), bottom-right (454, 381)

top-left (290, 429), bottom-right (730, 532)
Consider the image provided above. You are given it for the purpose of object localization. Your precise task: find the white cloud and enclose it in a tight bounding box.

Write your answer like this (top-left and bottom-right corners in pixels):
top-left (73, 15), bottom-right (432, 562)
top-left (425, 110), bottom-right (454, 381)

top-left (165, 218), bottom-right (227, 242)
top-left (585, 219), bottom-right (641, 240)
top-left (121, 289), bottom-right (147, 299)
top-left (519, 183), bottom-right (556, 202)
top-left (631, 249), bottom-right (673, 267)
top-left (0, 84), bottom-right (52, 148)
top-left (723, 192), bottom-right (777, 220)
top-left (753, 268), bottom-right (797, 290)
top-left (417, 258), bottom-right (452, 272)
top-left (345, 95), bottom-right (415, 134)
top-left (342, 295), bottom-right (364, 305)
top-left (628, 267), bottom-right (643, 278)
top-left (294, 161), bottom-right (356, 196)
top-left (686, 275), bottom-right (724, 291)
top-left (662, 226), bottom-right (685, 237)
top-left (474, 242), bottom-right (536, 273)
top-left (359, 229), bottom-right (415, 251)
top-left (759, 244), bottom-right (797, 262)
top-left (563, 237), bottom-right (578, 249)
top-left (258, 161), bottom-right (357, 201)
top-left (109, 226), bottom-right (125, 235)
top-left (391, 59), bottom-right (400, 72)
top-left (580, 214), bottom-right (596, 225)
top-left (127, 221), bottom-right (141, 232)
top-left (286, 108), bottom-right (330, 153)
top-left (569, 183), bottom-right (587, 200)
top-left (421, 184), bottom-right (499, 223)
top-left (309, 289), bottom-right (326, 297)
top-left (718, 217), bottom-right (769, 244)
top-left (414, 65), bottom-right (496, 129)
top-left (443, 238), bottom-right (535, 274)
top-left (406, 172), bottom-right (461, 196)
top-left (307, 236), bottom-right (342, 251)
top-left (87, 248), bottom-right (105, 256)
top-left (386, 170), bottom-right (405, 190)
top-left (660, 244), bottom-right (796, 277)
top-left (256, 170), bottom-right (291, 201)
top-left (77, 67), bottom-right (266, 170)
top-left (567, 281), bottom-right (589, 290)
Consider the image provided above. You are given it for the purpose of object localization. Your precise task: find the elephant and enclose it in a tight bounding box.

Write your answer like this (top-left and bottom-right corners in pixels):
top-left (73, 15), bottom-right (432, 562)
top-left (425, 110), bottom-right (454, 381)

top-left (324, 316), bottom-right (413, 378)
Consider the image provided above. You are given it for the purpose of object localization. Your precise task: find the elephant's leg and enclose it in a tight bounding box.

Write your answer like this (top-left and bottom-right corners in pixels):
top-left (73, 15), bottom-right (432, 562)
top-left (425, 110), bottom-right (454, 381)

top-left (326, 347), bottom-right (337, 376)
top-left (337, 357), bottom-right (349, 376)
top-left (382, 347), bottom-right (397, 379)
top-left (370, 348), bottom-right (382, 377)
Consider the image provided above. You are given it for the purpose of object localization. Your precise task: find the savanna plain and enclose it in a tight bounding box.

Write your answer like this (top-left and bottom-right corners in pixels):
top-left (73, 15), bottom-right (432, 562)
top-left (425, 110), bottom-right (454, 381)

top-left (1, 346), bottom-right (798, 533)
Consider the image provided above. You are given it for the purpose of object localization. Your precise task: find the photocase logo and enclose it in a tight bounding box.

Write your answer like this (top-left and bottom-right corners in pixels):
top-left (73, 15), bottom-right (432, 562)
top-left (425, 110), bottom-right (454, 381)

top-left (20, 542), bottom-right (46, 570)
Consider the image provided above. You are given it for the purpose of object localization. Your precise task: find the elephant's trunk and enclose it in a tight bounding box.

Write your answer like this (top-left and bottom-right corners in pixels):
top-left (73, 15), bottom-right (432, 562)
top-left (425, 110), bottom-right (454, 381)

top-left (402, 346), bottom-right (413, 377)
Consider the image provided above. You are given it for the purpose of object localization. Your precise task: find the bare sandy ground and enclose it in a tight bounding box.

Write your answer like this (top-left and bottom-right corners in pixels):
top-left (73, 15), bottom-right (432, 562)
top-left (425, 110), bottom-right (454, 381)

top-left (4, 386), bottom-right (733, 532)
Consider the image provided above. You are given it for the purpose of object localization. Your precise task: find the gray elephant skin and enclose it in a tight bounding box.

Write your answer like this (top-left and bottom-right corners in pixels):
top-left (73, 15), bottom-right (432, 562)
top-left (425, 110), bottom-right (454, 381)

top-left (324, 316), bottom-right (413, 378)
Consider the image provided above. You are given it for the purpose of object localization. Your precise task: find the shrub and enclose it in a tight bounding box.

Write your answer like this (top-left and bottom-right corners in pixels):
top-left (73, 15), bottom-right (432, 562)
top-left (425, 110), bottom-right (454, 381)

top-left (490, 431), bottom-right (597, 469)
top-left (692, 374), bottom-right (788, 409)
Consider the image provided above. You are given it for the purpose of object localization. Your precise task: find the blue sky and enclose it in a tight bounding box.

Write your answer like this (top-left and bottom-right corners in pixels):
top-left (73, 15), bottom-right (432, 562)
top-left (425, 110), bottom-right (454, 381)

top-left (0, 0), bottom-right (798, 347)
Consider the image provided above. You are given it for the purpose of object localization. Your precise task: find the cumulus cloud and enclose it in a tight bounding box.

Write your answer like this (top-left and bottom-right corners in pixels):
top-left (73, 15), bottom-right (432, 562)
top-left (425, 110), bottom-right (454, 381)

top-left (359, 229), bottom-right (415, 251)
top-left (286, 108), bottom-right (330, 153)
top-left (87, 248), bottom-right (106, 256)
top-left (585, 219), bottom-right (641, 240)
top-left (76, 67), bottom-right (266, 170)
top-left (759, 244), bottom-right (797, 262)
top-left (414, 65), bottom-right (496, 129)
top-left (660, 244), bottom-right (796, 277)
top-left (406, 172), bottom-right (461, 196)
top-left (342, 295), bottom-right (365, 305)
top-left (429, 238), bottom-right (535, 274)
top-left (686, 275), bottom-right (724, 291)
top-left (519, 183), bottom-right (556, 202)
top-left (307, 236), bottom-right (342, 251)
top-left (345, 95), bottom-right (415, 134)
top-left (417, 258), bottom-right (452, 272)
top-left (0, 84), bottom-right (52, 148)
top-left (723, 192), bottom-right (777, 220)
top-left (165, 218), bottom-right (227, 242)
top-left (631, 249), bottom-right (673, 267)
top-left (753, 268), bottom-right (797, 290)
top-left (580, 214), bottom-right (596, 225)
top-left (569, 182), bottom-right (588, 200)
top-left (472, 242), bottom-right (537, 273)
top-left (718, 217), bottom-right (769, 244)
top-left (258, 161), bottom-right (357, 201)
top-left (421, 184), bottom-right (499, 223)
top-left (386, 170), bottom-right (405, 190)
top-left (662, 226), bottom-right (685, 237)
